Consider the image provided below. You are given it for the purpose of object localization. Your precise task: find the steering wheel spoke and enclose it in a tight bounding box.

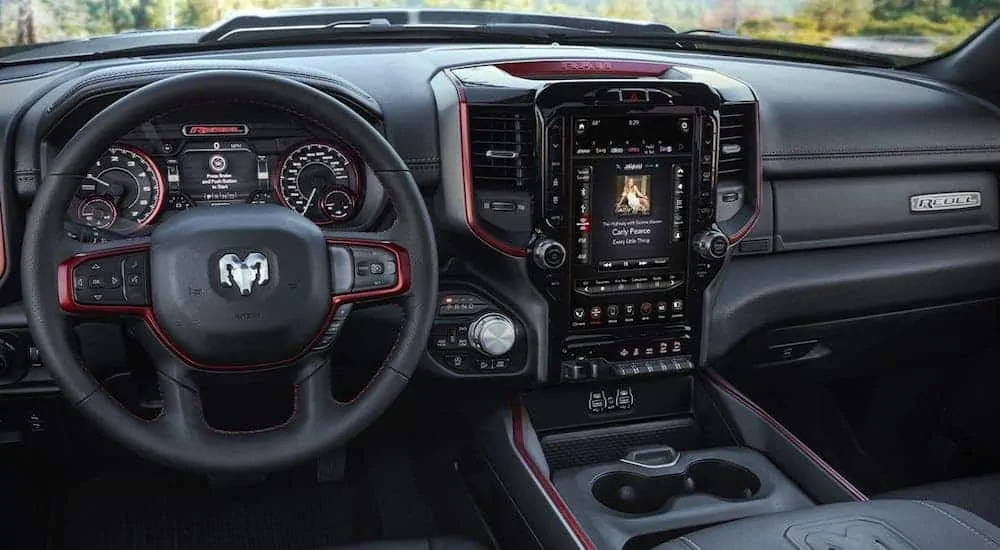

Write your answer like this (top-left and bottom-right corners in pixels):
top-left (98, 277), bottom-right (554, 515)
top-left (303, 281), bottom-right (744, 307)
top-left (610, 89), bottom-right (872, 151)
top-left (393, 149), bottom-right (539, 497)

top-left (324, 229), bottom-right (412, 307)
top-left (140, 326), bottom-right (348, 444)
top-left (57, 237), bottom-right (152, 316)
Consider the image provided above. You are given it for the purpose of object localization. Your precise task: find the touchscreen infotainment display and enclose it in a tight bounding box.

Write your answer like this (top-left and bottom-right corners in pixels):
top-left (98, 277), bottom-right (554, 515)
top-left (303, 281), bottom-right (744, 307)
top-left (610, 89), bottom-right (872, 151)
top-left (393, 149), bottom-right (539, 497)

top-left (571, 115), bottom-right (693, 271)
top-left (587, 159), bottom-right (674, 267)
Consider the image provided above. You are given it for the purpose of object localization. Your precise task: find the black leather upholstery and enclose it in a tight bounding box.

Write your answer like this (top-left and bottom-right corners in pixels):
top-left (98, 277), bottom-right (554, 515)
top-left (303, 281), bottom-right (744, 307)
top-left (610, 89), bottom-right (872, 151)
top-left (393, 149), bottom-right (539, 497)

top-left (878, 475), bottom-right (1000, 529)
top-left (655, 500), bottom-right (1000, 550)
top-left (319, 537), bottom-right (486, 550)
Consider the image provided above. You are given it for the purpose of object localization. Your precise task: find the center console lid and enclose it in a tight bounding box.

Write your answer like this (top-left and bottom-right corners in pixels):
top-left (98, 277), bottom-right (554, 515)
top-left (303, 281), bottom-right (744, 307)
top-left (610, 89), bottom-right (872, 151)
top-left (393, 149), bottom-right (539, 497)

top-left (657, 500), bottom-right (1000, 550)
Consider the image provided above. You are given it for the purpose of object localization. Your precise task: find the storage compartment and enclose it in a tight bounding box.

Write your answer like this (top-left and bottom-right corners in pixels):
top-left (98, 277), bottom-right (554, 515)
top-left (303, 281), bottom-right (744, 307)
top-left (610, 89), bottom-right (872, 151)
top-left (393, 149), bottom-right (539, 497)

top-left (592, 460), bottom-right (762, 515)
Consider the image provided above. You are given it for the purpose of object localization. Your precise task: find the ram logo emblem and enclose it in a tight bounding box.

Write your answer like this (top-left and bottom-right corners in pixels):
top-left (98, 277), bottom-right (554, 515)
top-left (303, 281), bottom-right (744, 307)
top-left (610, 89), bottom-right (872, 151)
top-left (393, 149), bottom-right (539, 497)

top-left (217, 252), bottom-right (269, 296)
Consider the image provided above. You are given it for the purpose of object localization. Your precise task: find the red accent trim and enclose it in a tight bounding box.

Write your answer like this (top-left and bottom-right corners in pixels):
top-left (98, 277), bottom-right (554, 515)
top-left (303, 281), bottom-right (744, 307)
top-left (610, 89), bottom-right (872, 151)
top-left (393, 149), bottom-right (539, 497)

top-left (496, 60), bottom-right (671, 79)
top-left (727, 104), bottom-right (762, 244)
top-left (454, 87), bottom-right (528, 258)
top-left (0, 195), bottom-right (6, 281)
top-left (510, 400), bottom-right (596, 550)
top-left (58, 239), bottom-right (410, 372)
top-left (705, 369), bottom-right (869, 502)
top-left (325, 238), bottom-right (411, 306)
top-left (272, 141), bottom-right (364, 225)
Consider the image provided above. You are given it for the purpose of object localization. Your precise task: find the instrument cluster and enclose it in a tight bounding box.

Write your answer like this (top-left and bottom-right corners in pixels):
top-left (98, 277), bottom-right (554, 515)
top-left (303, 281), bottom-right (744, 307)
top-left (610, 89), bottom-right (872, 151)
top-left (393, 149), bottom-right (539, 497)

top-left (64, 115), bottom-right (367, 240)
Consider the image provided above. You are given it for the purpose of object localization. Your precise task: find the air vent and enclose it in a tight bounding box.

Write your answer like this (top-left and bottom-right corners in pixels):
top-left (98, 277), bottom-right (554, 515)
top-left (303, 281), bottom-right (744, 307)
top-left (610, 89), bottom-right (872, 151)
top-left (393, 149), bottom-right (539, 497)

top-left (718, 103), bottom-right (754, 179)
top-left (468, 105), bottom-right (536, 190)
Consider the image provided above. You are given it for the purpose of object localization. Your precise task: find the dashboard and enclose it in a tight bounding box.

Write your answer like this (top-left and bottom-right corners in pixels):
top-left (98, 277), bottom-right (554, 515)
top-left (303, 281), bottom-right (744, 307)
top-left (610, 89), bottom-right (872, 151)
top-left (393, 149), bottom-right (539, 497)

top-left (54, 103), bottom-right (373, 241)
top-left (0, 42), bottom-right (997, 390)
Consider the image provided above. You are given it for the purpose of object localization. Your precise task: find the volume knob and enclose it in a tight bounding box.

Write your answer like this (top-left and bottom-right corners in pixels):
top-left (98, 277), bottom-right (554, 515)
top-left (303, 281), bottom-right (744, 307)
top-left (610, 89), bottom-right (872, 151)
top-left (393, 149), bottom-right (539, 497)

top-left (533, 239), bottom-right (567, 270)
top-left (694, 230), bottom-right (730, 260)
top-left (469, 313), bottom-right (517, 357)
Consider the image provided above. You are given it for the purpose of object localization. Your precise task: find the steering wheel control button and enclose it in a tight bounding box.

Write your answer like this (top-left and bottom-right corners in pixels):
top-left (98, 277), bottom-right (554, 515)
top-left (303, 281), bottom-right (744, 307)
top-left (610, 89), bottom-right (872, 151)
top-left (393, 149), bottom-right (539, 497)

top-left (313, 305), bottom-right (352, 351)
top-left (350, 247), bottom-right (398, 291)
top-left (71, 255), bottom-right (132, 306)
top-left (122, 254), bottom-right (150, 306)
top-left (328, 246), bottom-right (355, 294)
top-left (468, 313), bottom-right (516, 357)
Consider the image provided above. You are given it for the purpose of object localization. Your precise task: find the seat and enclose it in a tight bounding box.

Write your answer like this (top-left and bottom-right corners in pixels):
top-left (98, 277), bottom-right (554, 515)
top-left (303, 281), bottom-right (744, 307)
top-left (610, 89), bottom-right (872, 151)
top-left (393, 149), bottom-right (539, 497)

top-left (654, 500), bottom-right (1000, 549)
top-left (876, 474), bottom-right (1000, 528)
top-left (319, 537), bottom-right (486, 550)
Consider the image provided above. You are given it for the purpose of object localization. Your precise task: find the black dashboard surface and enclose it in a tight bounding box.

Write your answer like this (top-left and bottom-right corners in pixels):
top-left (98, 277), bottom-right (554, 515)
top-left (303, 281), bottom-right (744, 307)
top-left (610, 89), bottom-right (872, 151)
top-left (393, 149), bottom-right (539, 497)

top-left (7, 45), bottom-right (1000, 187)
top-left (1, 43), bottom-right (999, 369)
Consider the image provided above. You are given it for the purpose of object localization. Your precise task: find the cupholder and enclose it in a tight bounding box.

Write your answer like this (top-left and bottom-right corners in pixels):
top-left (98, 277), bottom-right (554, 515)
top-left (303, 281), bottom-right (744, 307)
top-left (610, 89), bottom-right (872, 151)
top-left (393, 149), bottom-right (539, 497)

top-left (688, 460), bottom-right (761, 500)
top-left (592, 460), bottom-right (762, 515)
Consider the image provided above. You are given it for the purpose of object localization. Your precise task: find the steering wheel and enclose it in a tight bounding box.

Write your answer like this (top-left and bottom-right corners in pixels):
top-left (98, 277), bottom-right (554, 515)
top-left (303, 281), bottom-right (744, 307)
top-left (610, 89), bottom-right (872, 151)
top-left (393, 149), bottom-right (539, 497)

top-left (21, 71), bottom-right (438, 473)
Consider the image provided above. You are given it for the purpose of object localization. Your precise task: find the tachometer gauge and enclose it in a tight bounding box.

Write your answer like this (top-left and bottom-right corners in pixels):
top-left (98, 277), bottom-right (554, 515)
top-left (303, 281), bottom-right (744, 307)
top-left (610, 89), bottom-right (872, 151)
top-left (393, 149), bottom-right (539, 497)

top-left (75, 145), bottom-right (165, 232)
top-left (275, 142), bottom-right (360, 223)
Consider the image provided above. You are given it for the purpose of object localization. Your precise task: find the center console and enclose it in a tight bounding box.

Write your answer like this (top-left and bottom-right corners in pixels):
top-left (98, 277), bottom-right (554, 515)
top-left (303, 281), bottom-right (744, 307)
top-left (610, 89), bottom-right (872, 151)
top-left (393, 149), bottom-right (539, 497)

top-left (527, 81), bottom-right (730, 383)
top-left (425, 61), bottom-right (880, 550)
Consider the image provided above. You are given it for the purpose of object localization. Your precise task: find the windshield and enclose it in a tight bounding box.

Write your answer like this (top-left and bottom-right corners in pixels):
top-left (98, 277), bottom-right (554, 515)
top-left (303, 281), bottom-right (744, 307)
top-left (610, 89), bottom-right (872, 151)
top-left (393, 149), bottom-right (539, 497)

top-left (1, 0), bottom-right (996, 61)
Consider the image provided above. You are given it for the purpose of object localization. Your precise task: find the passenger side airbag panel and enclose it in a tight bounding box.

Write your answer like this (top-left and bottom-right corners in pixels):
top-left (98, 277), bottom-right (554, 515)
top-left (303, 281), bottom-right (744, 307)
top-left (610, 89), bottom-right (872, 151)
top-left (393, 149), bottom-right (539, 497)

top-left (773, 173), bottom-right (998, 251)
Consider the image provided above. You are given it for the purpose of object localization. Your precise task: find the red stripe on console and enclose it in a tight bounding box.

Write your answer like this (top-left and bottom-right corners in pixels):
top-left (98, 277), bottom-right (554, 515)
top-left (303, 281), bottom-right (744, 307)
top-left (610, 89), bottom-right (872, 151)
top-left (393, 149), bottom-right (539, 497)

top-left (705, 369), bottom-right (869, 502)
top-left (510, 400), bottom-right (596, 550)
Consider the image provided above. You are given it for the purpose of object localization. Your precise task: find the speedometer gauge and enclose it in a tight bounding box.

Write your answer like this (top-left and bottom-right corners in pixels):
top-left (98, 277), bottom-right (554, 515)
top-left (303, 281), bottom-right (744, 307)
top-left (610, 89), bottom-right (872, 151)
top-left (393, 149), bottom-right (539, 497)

top-left (74, 145), bottom-right (165, 232)
top-left (275, 142), bottom-right (360, 223)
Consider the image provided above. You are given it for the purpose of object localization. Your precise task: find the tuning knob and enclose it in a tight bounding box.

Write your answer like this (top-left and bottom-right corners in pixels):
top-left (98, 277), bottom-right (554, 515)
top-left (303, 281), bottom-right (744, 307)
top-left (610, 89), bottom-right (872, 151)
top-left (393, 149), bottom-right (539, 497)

top-left (469, 313), bottom-right (517, 357)
top-left (694, 230), bottom-right (730, 260)
top-left (533, 238), bottom-right (567, 270)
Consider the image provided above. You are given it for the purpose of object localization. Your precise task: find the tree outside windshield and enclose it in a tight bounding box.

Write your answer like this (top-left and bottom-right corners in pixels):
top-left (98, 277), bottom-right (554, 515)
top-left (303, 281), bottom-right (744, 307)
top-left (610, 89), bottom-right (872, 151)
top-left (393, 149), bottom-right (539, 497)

top-left (1, 0), bottom-right (996, 59)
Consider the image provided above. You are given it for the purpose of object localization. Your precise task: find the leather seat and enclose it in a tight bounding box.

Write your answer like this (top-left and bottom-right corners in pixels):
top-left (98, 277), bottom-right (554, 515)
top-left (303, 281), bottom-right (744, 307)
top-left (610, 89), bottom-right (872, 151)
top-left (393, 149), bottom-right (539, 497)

top-left (876, 474), bottom-right (1000, 528)
top-left (319, 537), bottom-right (486, 550)
top-left (654, 500), bottom-right (1000, 549)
